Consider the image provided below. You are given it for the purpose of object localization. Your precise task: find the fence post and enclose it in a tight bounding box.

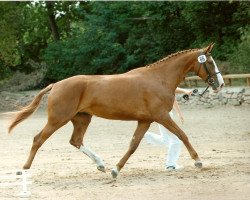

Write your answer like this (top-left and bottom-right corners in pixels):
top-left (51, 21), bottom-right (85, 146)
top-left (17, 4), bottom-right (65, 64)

top-left (0, 169), bottom-right (32, 198)
top-left (19, 170), bottom-right (31, 198)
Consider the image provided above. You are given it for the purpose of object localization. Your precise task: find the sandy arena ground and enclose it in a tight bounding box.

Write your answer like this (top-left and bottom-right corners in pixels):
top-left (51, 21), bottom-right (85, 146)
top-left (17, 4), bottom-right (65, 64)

top-left (0, 104), bottom-right (249, 200)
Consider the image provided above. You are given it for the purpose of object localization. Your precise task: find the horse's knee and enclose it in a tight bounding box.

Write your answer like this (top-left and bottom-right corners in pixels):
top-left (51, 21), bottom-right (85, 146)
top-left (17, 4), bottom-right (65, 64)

top-left (70, 129), bottom-right (83, 148)
top-left (70, 113), bottom-right (92, 149)
top-left (69, 139), bottom-right (81, 149)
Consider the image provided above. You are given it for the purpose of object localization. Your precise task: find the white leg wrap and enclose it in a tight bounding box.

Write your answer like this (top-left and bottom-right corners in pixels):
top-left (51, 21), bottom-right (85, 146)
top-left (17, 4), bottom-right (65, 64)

top-left (80, 145), bottom-right (104, 167)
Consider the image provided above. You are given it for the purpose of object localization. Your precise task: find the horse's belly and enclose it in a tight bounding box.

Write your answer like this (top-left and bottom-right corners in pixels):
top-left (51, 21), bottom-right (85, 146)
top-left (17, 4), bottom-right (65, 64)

top-left (82, 105), bottom-right (150, 121)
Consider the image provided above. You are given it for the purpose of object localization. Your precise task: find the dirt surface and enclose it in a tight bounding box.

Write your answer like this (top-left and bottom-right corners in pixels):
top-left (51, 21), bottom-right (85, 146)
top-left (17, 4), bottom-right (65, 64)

top-left (0, 103), bottom-right (249, 200)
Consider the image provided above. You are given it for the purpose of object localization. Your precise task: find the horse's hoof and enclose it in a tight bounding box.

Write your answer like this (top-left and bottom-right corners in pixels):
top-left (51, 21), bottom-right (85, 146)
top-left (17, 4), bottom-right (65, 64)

top-left (194, 161), bottom-right (203, 168)
top-left (111, 168), bottom-right (119, 178)
top-left (97, 165), bottom-right (106, 173)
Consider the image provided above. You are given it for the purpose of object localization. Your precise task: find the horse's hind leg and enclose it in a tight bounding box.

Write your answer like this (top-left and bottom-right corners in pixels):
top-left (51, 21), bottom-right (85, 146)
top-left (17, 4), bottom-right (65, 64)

top-left (23, 121), bottom-right (66, 169)
top-left (70, 113), bottom-right (105, 172)
top-left (111, 121), bottom-right (151, 178)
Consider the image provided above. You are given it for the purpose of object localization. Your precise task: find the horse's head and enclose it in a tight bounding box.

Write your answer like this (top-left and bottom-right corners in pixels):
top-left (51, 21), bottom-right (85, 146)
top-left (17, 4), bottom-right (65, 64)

top-left (194, 43), bottom-right (224, 92)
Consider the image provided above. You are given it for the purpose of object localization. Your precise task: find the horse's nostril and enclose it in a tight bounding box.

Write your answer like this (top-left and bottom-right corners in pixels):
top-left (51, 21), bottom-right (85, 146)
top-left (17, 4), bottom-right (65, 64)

top-left (220, 83), bottom-right (224, 88)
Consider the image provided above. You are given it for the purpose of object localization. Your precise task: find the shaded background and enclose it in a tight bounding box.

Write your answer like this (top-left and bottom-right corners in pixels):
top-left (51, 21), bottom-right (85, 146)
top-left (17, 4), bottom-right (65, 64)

top-left (0, 1), bottom-right (249, 87)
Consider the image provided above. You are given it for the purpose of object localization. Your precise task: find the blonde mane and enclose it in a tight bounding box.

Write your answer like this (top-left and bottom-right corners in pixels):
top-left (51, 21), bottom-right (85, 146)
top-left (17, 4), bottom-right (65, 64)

top-left (146, 48), bottom-right (199, 68)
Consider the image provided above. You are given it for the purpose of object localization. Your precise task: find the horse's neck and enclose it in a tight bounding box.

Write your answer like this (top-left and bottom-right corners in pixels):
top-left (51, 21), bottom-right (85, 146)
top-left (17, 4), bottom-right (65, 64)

top-left (151, 52), bottom-right (197, 91)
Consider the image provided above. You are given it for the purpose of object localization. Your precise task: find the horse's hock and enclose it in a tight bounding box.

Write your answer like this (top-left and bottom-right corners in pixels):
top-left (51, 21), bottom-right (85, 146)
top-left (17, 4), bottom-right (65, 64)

top-left (177, 87), bottom-right (250, 106)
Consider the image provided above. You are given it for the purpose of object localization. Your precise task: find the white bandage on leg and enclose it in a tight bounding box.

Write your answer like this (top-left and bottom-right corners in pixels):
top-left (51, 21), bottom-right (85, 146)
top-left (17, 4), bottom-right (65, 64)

top-left (80, 145), bottom-right (104, 167)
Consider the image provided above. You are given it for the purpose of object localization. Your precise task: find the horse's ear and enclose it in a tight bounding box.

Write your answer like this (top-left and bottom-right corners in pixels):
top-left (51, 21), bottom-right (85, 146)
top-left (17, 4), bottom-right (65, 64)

top-left (204, 43), bottom-right (215, 54)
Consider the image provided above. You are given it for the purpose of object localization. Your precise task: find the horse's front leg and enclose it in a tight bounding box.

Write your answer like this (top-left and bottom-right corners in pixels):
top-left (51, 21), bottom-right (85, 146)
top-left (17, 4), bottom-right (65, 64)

top-left (156, 114), bottom-right (202, 168)
top-left (70, 113), bottom-right (105, 172)
top-left (111, 121), bottom-right (151, 178)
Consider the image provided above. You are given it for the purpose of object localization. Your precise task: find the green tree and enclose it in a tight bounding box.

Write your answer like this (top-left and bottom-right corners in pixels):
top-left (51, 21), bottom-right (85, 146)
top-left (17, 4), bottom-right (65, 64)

top-left (0, 1), bottom-right (86, 79)
top-left (43, 1), bottom-right (195, 81)
top-left (0, 2), bottom-right (23, 67)
top-left (229, 26), bottom-right (250, 73)
top-left (1, 1), bottom-right (249, 83)
top-left (182, 1), bottom-right (250, 60)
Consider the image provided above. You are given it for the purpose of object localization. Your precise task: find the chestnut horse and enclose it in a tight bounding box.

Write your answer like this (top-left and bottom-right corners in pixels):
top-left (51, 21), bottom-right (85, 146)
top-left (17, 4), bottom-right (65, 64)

top-left (7, 43), bottom-right (224, 178)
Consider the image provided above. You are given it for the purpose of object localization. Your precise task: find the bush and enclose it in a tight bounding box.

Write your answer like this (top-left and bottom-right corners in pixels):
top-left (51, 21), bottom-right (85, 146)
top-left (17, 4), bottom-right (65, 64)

top-left (0, 61), bottom-right (46, 92)
top-left (229, 26), bottom-right (250, 73)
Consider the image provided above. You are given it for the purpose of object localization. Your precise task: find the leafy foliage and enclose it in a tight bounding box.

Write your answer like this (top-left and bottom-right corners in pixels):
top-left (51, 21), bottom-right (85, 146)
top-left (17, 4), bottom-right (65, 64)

top-left (229, 26), bottom-right (250, 73)
top-left (0, 1), bottom-right (249, 83)
top-left (0, 2), bottom-right (23, 67)
top-left (44, 2), bottom-right (196, 81)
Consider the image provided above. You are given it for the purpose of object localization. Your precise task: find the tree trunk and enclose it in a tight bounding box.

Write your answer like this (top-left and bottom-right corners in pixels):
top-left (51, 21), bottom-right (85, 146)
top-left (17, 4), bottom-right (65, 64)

top-left (46, 2), bottom-right (60, 41)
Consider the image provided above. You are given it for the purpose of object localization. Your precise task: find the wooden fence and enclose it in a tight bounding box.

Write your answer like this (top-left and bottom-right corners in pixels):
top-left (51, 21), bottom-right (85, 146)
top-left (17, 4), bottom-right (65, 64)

top-left (183, 74), bottom-right (250, 87)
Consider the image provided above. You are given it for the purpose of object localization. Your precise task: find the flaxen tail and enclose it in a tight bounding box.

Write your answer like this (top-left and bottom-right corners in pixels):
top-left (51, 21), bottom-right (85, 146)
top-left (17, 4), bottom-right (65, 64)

top-left (7, 84), bottom-right (54, 133)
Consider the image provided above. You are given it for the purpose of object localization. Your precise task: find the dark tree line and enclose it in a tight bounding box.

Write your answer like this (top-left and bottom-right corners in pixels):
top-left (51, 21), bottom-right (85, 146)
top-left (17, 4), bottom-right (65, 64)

top-left (0, 1), bottom-right (249, 82)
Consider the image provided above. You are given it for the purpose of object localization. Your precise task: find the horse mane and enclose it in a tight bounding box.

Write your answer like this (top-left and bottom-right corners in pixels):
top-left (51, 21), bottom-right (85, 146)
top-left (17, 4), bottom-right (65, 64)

top-left (146, 48), bottom-right (199, 68)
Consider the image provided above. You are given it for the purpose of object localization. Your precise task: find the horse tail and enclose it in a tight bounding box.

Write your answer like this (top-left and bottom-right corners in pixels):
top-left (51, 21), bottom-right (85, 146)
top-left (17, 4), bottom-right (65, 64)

top-left (7, 84), bottom-right (54, 133)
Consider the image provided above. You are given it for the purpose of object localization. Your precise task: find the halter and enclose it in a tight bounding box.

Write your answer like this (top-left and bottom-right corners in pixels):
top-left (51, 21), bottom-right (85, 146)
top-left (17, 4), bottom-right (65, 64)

top-left (196, 52), bottom-right (221, 93)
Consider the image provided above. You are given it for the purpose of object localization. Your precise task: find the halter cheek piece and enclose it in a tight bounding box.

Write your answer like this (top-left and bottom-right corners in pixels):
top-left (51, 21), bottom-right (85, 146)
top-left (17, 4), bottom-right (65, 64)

top-left (194, 53), bottom-right (221, 97)
top-left (197, 53), bottom-right (221, 88)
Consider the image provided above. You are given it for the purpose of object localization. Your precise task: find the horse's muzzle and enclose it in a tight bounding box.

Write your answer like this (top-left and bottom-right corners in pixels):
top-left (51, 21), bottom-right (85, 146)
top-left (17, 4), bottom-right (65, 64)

top-left (213, 83), bottom-right (224, 93)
